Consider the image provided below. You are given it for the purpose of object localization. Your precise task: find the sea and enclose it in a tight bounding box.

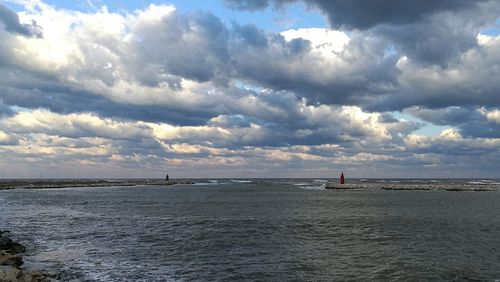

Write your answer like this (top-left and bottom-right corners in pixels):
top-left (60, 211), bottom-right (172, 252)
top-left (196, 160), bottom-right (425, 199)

top-left (1, 179), bottom-right (499, 281)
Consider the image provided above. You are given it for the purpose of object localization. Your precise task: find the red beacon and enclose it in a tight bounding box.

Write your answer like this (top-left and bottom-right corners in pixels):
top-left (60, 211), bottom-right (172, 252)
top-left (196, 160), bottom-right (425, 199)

top-left (340, 172), bottom-right (345, 184)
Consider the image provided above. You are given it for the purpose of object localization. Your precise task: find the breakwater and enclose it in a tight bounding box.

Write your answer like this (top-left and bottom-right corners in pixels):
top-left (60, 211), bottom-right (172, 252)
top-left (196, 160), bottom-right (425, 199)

top-left (0, 230), bottom-right (53, 281)
top-left (0, 179), bottom-right (194, 190)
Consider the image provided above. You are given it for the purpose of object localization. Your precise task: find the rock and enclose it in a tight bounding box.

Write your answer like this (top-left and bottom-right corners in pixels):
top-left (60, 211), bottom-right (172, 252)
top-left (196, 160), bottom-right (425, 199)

top-left (3, 269), bottom-right (24, 281)
top-left (0, 269), bottom-right (51, 282)
top-left (0, 233), bottom-right (51, 282)
top-left (29, 272), bottom-right (43, 279)
top-left (325, 183), bottom-right (359, 189)
top-left (9, 243), bottom-right (26, 254)
top-left (0, 236), bottom-right (26, 255)
top-left (0, 237), bottom-right (14, 248)
top-left (43, 271), bottom-right (59, 279)
top-left (22, 273), bottom-right (33, 282)
top-left (0, 255), bottom-right (23, 267)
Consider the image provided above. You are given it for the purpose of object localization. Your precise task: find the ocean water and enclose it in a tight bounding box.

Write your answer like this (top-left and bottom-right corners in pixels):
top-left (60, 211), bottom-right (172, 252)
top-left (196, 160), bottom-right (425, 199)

top-left (1, 179), bottom-right (499, 281)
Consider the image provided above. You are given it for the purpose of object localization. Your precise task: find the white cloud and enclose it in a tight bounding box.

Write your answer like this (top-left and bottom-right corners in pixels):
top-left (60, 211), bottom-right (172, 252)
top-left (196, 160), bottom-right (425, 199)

top-left (480, 108), bottom-right (500, 124)
top-left (0, 1), bottom-right (499, 177)
top-left (2, 109), bottom-right (152, 139)
top-left (0, 130), bottom-right (10, 142)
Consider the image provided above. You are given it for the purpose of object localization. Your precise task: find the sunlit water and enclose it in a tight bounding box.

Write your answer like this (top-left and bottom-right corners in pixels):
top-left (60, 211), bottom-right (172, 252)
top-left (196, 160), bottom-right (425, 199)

top-left (1, 179), bottom-right (500, 281)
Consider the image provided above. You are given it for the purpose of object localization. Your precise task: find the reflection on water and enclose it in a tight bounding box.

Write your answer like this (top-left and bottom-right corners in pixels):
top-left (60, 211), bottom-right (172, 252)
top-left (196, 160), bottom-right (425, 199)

top-left (1, 180), bottom-right (500, 281)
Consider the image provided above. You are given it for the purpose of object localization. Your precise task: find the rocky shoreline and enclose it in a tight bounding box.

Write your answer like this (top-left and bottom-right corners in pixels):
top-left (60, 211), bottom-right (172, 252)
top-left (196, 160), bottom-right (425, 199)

top-left (0, 231), bottom-right (53, 282)
top-left (0, 179), bottom-right (194, 190)
top-left (325, 182), bottom-right (499, 191)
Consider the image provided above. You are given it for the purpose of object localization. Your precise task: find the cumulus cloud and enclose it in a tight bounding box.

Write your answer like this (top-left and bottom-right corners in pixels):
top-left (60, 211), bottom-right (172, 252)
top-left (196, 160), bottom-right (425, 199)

top-left (0, 3), bottom-right (41, 37)
top-left (481, 108), bottom-right (500, 124)
top-left (227, 0), bottom-right (499, 65)
top-left (225, 0), bottom-right (486, 28)
top-left (2, 109), bottom-right (153, 140)
top-left (0, 1), bottom-right (499, 177)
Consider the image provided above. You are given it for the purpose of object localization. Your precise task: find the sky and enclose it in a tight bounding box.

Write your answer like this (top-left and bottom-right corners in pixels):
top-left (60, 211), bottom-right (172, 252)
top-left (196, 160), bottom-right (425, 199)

top-left (0, 0), bottom-right (499, 179)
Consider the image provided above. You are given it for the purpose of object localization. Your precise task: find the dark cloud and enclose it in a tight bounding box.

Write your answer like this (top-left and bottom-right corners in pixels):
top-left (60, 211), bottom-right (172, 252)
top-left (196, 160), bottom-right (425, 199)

top-left (308, 0), bottom-right (484, 30)
top-left (374, 22), bottom-right (477, 66)
top-left (0, 84), bottom-right (218, 126)
top-left (224, 0), bottom-right (275, 11)
top-left (407, 137), bottom-right (499, 157)
top-left (130, 11), bottom-right (230, 85)
top-left (114, 138), bottom-right (167, 158)
top-left (0, 3), bottom-right (41, 37)
top-left (3, 4), bottom-right (492, 119)
top-left (225, 0), bottom-right (485, 29)
top-left (219, 1), bottom-right (500, 112)
top-left (378, 113), bottom-right (398, 123)
top-left (0, 99), bottom-right (13, 116)
top-left (408, 107), bottom-right (500, 138)
top-left (460, 121), bottom-right (500, 138)
top-left (208, 114), bottom-right (252, 128)
top-left (406, 107), bottom-right (478, 126)
top-left (227, 0), bottom-right (496, 66)
top-left (232, 23), bottom-right (269, 47)
top-left (230, 30), bottom-right (401, 108)
top-left (0, 65), bottom-right (225, 126)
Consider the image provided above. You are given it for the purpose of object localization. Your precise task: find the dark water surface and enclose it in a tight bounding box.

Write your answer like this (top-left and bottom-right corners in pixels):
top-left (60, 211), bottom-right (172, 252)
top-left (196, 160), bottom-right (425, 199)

top-left (1, 180), bottom-right (500, 281)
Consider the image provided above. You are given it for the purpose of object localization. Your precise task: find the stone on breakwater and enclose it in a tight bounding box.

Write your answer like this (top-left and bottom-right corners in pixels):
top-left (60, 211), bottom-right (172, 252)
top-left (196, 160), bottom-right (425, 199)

top-left (0, 231), bottom-right (52, 281)
top-left (324, 181), bottom-right (499, 191)
top-left (0, 268), bottom-right (51, 282)
top-left (325, 183), bottom-right (360, 189)
top-left (0, 269), bottom-right (23, 281)
top-left (0, 238), bottom-right (26, 255)
top-left (0, 178), bottom-right (196, 190)
top-left (165, 179), bottom-right (195, 185)
top-left (0, 255), bottom-right (23, 267)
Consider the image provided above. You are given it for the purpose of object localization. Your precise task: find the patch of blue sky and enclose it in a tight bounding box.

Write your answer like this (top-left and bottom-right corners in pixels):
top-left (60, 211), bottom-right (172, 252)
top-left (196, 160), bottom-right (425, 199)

top-left (9, 105), bottom-right (32, 113)
top-left (2, 1), bottom-right (27, 12)
top-left (383, 44), bottom-right (398, 58)
top-left (126, 1), bottom-right (327, 32)
top-left (479, 18), bottom-right (500, 36)
top-left (234, 80), bottom-right (265, 93)
top-left (392, 111), bottom-right (448, 137)
top-left (6, 0), bottom-right (327, 32)
top-left (116, 0), bottom-right (327, 32)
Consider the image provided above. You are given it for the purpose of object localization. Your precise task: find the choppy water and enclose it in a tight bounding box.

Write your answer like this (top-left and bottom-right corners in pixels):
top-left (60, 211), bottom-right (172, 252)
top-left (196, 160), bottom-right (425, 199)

top-left (1, 179), bottom-right (500, 281)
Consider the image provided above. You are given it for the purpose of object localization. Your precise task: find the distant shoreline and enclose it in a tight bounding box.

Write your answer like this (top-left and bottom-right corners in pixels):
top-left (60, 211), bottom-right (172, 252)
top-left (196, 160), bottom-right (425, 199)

top-left (325, 181), bottom-right (500, 192)
top-left (0, 179), bottom-right (194, 190)
top-left (1, 178), bottom-right (499, 191)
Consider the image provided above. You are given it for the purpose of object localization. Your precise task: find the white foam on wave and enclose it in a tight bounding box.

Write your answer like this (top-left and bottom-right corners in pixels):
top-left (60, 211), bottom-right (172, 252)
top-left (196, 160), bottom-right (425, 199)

top-left (293, 183), bottom-right (310, 186)
top-left (193, 181), bottom-right (222, 186)
top-left (472, 179), bottom-right (500, 185)
top-left (296, 183), bottom-right (327, 190)
top-left (230, 179), bottom-right (252, 183)
top-left (467, 181), bottom-right (491, 185)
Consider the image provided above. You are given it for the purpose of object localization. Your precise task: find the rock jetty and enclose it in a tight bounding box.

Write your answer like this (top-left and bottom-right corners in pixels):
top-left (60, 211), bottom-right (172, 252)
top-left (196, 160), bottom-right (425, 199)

top-left (325, 183), bottom-right (360, 189)
top-left (325, 181), bottom-right (498, 191)
top-left (0, 231), bottom-right (52, 282)
top-left (0, 179), bottom-right (194, 190)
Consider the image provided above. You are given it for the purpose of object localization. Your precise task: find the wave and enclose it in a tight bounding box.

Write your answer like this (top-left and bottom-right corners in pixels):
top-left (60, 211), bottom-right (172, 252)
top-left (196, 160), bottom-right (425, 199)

top-left (295, 183), bottom-right (327, 190)
top-left (467, 180), bottom-right (500, 185)
top-left (230, 180), bottom-right (252, 183)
